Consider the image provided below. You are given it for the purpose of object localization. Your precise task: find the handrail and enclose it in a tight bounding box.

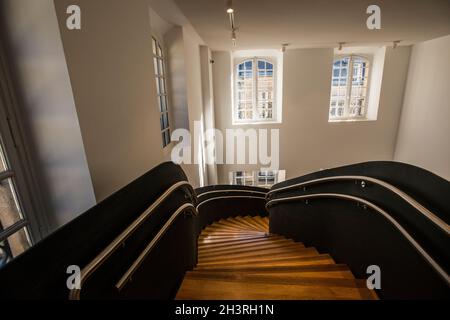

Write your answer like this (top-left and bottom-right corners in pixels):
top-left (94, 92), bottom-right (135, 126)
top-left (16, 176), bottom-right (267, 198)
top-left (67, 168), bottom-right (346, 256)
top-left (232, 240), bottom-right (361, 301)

top-left (197, 189), bottom-right (267, 200)
top-left (196, 195), bottom-right (267, 211)
top-left (115, 203), bottom-right (197, 291)
top-left (268, 175), bottom-right (449, 235)
top-left (266, 193), bottom-right (450, 287)
top-left (69, 180), bottom-right (195, 300)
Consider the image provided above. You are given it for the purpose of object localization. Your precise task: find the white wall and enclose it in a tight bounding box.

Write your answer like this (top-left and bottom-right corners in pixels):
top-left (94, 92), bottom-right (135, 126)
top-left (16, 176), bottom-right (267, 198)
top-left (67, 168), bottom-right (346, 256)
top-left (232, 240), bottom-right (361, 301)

top-left (395, 35), bottom-right (450, 181)
top-left (54, 0), bottom-right (165, 201)
top-left (3, 0), bottom-right (96, 227)
top-left (213, 46), bottom-right (411, 183)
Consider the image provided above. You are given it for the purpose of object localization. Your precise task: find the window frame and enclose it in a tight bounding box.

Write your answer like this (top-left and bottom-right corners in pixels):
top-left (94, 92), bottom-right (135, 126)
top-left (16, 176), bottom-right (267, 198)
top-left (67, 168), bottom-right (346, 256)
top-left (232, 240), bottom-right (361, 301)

top-left (230, 170), bottom-right (282, 188)
top-left (233, 56), bottom-right (277, 124)
top-left (0, 41), bottom-right (52, 264)
top-left (152, 36), bottom-right (172, 148)
top-left (230, 171), bottom-right (255, 186)
top-left (329, 54), bottom-right (372, 121)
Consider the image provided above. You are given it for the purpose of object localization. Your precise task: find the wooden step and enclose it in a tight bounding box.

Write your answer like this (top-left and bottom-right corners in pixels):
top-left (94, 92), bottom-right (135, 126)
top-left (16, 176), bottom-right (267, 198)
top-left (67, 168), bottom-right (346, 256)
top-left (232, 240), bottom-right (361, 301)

top-left (199, 238), bottom-right (304, 253)
top-left (188, 268), bottom-right (355, 280)
top-left (234, 216), bottom-right (266, 231)
top-left (198, 234), bottom-right (271, 245)
top-left (254, 216), bottom-right (269, 229)
top-left (198, 255), bottom-right (332, 270)
top-left (184, 271), bottom-right (366, 288)
top-left (217, 218), bottom-right (259, 231)
top-left (175, 278), bottom-right (378, 300)
top-left (193, 263), bottom-right (352, 274)
top-left (198, 235), bottom-right (284, 250)
top-left (196, 254), bottom-right (335, 271)
top-left (199, 246), bottom-right (313, 263)
top-left (198, 248), bottom-right (319, 266)
top-left (198, 241), bottom-right (304, 258)
top-left (200, 230), bottom-right (264, 237)
top-left (198, 238), bottom-right (296, 254)
top-left (199, 232), bottom-right (267, 240)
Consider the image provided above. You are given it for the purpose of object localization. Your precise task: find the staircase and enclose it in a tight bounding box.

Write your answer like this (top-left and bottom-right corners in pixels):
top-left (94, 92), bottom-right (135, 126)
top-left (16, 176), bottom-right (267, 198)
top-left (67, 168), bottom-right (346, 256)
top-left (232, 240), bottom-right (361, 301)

top-left (176, 215), bottom-right (378, 300)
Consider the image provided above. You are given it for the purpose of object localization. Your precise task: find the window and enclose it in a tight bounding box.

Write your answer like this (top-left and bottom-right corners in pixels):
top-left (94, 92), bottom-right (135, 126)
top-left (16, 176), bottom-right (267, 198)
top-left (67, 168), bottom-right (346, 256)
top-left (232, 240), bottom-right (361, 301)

top-left (152, 37), bottom-right (171, 147)
top-left (234, 58), bottom-right (275, 123)
top-left (231, 171), bottom-right (254, 186)
top-left (230, 170), bottom-right (285, 187)
top-left (256, 170), bottom-right (277, 187)
top-left (0, 138), bottom-right (31, 267)
top-left (329, 55), bottom-right (370, 120)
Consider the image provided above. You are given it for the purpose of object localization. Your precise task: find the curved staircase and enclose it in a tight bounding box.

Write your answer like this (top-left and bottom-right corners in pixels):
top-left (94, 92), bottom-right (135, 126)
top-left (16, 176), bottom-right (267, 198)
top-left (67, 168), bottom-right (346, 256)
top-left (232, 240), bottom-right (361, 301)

top-left (176, 216), bottom-right (378, 300)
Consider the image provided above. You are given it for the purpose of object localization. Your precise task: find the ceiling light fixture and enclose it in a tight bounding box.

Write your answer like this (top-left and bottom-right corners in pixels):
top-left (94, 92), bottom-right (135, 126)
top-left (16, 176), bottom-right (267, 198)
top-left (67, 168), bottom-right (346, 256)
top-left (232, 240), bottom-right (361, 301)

top-left (227, 0), bottom-right (237, 47)
top-left (281, 43), bottom-right (289, 52)
top-left (338, 42), bottom-right (345, 51)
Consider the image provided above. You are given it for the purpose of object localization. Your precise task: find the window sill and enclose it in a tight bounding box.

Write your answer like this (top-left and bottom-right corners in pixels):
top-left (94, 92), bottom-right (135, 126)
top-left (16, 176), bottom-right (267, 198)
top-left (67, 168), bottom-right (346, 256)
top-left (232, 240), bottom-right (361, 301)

top-left (328, 117), bottom-right (376, 123)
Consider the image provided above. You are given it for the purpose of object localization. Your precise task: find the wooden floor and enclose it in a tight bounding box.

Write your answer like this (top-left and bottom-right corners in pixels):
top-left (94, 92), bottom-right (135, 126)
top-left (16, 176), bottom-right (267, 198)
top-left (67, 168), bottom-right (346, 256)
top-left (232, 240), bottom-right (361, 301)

top-left (176, 215), bottom-right (378, 300)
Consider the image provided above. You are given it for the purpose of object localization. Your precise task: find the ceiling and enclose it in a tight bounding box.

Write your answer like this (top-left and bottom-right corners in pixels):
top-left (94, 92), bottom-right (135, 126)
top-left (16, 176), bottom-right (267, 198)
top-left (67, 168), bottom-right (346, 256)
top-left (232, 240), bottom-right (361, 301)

top-left (174, 0), bottom-right (450, 50)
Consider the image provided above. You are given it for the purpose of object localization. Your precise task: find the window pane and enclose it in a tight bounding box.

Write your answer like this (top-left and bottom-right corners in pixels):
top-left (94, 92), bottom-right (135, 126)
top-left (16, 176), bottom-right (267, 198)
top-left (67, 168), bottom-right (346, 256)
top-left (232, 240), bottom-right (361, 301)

top-left (163, 113), bottom-right (169, 128)
top-left (158, 59), bottom-right (164, 76)
top-left (0, 227), bottom-right (30, 267)
top-left (244, 60), bottom-right (252, 70)
top-left (152, 38), bottom-right (157, 55)
top-left (256, 60), bottom-right (274, 120)
top-left (165, 130), bottom-right (171, 145)
top-left (159, 115), bottom-right (164, 131)
top-left (0, 178), bottom-right (24, 230)
top-left (153, 58), bottom-right (159, 75)
top-left (157, 96), bottom-right (163, 112)
top-left (159, 78), bottom-right (165, 94)
top-left (155, 78), bottom-right (160, 94)
top-left (157, 44), bottom-right (162, 57)
top-left (161, 96), bottom-right (167, 111)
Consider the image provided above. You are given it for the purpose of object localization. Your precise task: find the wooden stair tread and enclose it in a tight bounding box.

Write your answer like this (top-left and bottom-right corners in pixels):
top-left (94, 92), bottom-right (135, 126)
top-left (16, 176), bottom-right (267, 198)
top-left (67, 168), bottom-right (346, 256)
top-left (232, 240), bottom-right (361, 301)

top-left (184, 271), bottom-right (366, 288)
top-left (198, 234), bottom-right (273, 245)
top-left (199, 247), bottom-right (316, 263)
top-left (196, 255), bottom-right (335, 270)
top-left (198, 248), bottom-right (319, 265)
top-left (192, 263), bottom-right (352, 273)
top-left (198, 242), bottom-right (305, 258)
top-left (188, 269), bottom-right (356, 280)
top-left (198, 235), bottom-right (286, 249)
top-left (175, 278), bottom-right (377, 300)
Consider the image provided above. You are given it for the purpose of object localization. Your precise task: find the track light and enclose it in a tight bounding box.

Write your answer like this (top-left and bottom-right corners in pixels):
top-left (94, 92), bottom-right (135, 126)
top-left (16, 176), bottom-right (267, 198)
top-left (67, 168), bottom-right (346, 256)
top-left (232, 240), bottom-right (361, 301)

top-left (393, 40), bottom-right (401, 49)
top-left (227, 0), bottom-right (233, 13)
top-left (338, 42), bottom-right (345, 51)
top-left (227, 0), bottom-right (237, 47)
top-left (231, 30), bottom-right (237, 47)
top-left (281, 43), bottom-right (289, 52)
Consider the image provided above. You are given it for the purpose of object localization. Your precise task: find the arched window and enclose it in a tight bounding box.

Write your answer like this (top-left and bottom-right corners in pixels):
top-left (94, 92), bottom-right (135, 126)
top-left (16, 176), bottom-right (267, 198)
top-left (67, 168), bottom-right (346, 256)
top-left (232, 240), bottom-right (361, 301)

top-left (329, 55), bottom-right (370, 120)
top-left (235, 58), bottom-right (275, 122)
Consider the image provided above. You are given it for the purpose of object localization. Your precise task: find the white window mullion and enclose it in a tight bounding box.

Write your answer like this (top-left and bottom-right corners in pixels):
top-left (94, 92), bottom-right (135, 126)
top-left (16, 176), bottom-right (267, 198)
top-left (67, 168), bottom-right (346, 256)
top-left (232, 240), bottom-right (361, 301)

top-left (252, 57), bottom-right (258, 121)
top-left (344, 55), bottom-right (353, 119)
